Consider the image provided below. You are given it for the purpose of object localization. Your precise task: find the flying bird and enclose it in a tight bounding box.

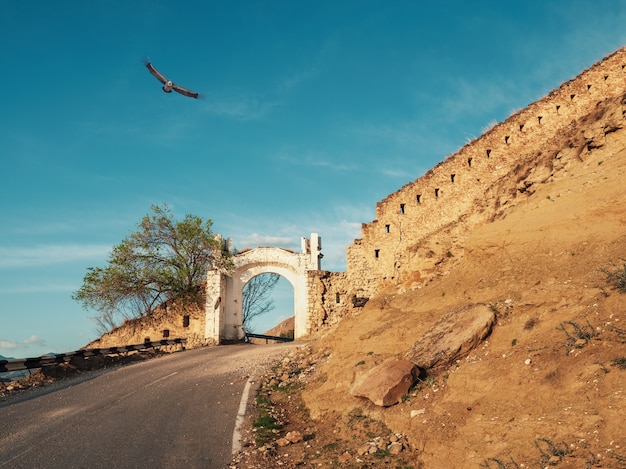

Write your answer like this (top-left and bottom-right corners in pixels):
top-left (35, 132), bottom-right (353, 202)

top-left (144, 61), bottom-right (199, 99)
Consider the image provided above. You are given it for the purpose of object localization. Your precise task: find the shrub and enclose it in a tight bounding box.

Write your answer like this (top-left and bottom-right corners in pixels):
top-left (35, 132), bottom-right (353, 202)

top-left (558, 320), bottom-right (596, 344)
top-left (535, 438), bottom-right (571, 463)
top-left (611, 357), bottom-right (626, 369)
top-left (601, 260), bottom-right (626, 293)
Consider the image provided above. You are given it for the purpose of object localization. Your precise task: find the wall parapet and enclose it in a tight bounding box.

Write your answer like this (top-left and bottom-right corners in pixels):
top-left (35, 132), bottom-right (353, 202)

top-left (346, 46), bottom-right (626, 297)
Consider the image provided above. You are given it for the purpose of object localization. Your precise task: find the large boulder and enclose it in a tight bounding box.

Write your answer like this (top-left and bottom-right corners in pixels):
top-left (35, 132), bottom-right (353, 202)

top-left (405, 303), bottom-right (496, 372)
top-left (350, 358), bottom-right (419, 407)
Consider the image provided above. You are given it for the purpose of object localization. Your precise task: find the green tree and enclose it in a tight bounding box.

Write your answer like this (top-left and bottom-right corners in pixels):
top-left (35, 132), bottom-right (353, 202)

top-left (73, 204), bottom-right (232, 332)
top-left (242, 273), bottom-right (281, 332)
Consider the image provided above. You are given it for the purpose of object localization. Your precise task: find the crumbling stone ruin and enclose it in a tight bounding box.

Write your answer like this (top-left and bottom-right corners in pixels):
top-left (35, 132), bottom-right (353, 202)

top-left (91, 47), bottom-right (626, 344)
top-left (307, 47), bottom-right (626, 330)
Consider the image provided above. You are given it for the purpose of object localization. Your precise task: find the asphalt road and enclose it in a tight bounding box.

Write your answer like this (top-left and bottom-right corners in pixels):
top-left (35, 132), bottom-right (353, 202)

top-left (0, 343), bottom-right (298, 469)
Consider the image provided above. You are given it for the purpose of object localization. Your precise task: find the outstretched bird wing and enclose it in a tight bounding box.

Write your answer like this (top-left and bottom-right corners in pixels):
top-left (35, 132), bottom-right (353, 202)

top-left (144, 60), bottom-right (200, 99)
top-left (144, 61), bottom-right (168, 85)
top-left (172, 84), bottom-right (200, 99)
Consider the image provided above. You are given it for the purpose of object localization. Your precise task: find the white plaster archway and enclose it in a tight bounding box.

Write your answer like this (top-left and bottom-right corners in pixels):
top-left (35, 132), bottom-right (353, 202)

top-left (205, 234), bottom-right (321, 343)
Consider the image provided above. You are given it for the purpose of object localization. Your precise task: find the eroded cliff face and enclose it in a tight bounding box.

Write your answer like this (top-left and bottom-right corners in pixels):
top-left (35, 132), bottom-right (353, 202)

top-left (302, 60), bottom-right (626, 467)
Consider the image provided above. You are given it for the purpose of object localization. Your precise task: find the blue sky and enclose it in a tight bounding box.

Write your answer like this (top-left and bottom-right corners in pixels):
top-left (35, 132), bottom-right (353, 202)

top-left (2, 1), bottom-right (626, 358)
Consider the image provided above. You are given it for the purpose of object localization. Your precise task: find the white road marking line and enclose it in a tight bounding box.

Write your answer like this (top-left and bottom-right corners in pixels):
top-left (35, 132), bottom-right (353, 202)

top-left (232, 377), bottom-right (253, 455)
top-left (118, 371), bottom-right (178, 401)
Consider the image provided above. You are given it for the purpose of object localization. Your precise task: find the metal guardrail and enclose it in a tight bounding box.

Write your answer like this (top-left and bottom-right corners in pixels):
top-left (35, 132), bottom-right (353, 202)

top-left (0, 338), bottom-right (187, 373)
top-left (244, 332), bottom-right (294, 344)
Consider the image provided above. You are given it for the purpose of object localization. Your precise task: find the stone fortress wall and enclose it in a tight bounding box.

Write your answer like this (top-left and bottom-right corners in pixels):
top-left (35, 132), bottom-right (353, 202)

top-left (344, 47), bottom-right (626, 298)
top-left (88, 47), bottom-right (626, 342)
top-left (87, 301), bottom-right (212, 349)
top-left (308, 46), bottom-right (626, 331)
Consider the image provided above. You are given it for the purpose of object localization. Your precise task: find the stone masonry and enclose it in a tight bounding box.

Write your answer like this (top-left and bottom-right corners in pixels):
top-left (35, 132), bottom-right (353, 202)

top-left (340, 46), bottom-right (626, 300)
top-left (88, 47), bottom-right (626, 346)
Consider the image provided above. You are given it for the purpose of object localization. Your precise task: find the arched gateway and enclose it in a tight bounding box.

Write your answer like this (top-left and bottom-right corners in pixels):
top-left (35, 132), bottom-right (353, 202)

top-left (205, 234), bottom-right (322, 343)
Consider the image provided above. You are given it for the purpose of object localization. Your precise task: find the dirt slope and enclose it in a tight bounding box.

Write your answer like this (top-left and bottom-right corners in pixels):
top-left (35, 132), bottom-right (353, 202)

top-left (297, 99), bottom-right (626, 467)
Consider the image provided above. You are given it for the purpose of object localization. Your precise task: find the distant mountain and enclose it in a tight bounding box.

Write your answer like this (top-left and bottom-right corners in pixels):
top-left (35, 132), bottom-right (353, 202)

top-left (0, 355), bottom-right (29, 382)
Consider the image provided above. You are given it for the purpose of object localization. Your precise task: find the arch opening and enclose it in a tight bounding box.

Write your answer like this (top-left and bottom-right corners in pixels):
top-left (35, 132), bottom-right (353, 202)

top-left (243, 273), bottom-right (295, 339)
top-left (204, 234), bottom-right (322, 344)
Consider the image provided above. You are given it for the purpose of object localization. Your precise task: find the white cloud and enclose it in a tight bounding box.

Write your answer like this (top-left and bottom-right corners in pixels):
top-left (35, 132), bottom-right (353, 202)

top-left (202, 93), bottom-right (279, 120)
top-left (23, 335), bottom-right (46, 346)
top-left (276, 151), bottom-right (356, 172)
top-left (0, 340), bottom-right (18, 350)
top-left (381, 168), bottom-right (414, 179)
top-left (437, 77), bottom-right (514, 121)
top-left (0, 283), bottom-right (77, 294)
top-left (278, 67), bottom-right (320, 93)
top-left (237, 233), bottom-right (297, 249)
top-left (0, 244), bottom-right (111, 268)
top-left (0, 335), bottom-right (46, 351)
top-left (349, 121), bottom-right (429, 150)
top-left (246, 212), bottom-right (364, 271)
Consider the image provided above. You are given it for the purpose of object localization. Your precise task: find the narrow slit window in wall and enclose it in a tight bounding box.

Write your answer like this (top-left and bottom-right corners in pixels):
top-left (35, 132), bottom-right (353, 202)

top-left (605, 75), bottom-right (609, 81)
top-left (467, 157), bottom-right (472, 167)
top-left (570, 94), bottom-right (576, 101)
top-left (416, 194), bottom-right (421, 203)
top-left (336, 292), bottom-right (341, 303)
top-left (556, 105), bottom-right (561, 113)
top-left (434, 188), bottom-right (439, 197)
top-left (450, 174), bottom-right (455, 183)
top-left (374, 249), bottom-right (380, 259)
top-left (587, 84), bottom-right (592, 90)
top-left (538, 116), bottom-right (543, 124)
top-left (385, 224), bottom-right (390, 233)
top-left (162, 329), bottom-right (170, 338)
top-left (400, 203), bottom-right (405, 214)
top-left (183, 315), bottom-right (190, 327)
top-left (486, 149), bottom-right (491, 158)
top-left (519, 124), bottom-right (524, 132)
top-left (505, 135), bottom-right (510, 144)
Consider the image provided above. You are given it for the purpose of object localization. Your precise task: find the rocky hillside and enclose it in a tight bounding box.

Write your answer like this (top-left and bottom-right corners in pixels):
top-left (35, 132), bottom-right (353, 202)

top-left (264, 316), bottom-right (294, 337)
top-left (290, 91), bottom-right (626, 467)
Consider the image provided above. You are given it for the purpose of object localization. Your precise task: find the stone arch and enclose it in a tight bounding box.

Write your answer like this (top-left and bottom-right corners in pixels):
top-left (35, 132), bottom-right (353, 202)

top-left (205, 234), bottom-right (322, 343)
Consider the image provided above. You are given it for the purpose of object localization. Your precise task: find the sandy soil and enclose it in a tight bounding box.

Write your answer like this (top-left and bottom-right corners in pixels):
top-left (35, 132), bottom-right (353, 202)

top-left (8, 95), bottom-right (626, 468)
top-left (231, 98), bottom-right (626, 468)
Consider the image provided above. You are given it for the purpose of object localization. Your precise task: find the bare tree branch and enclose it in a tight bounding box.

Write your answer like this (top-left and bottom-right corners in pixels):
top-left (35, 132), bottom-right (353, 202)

top-left (242, 273), bottom-right (280, 331)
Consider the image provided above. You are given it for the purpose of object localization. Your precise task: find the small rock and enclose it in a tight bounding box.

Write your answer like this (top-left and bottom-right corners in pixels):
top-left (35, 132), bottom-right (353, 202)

top-left (338, 452), bottom-right (351, 463)
top-left (356, 445), bottom-right (371, 457)
top-left (285, 430), bottom-right (303, 444)
top-left (388, 442), bottom-right (403, 455)
top-left (350, 359), bottom-right (419, 407)
top-left (548, 455), bottom-right (561, 464)
top-left (524, 358), bottom-right (532, 365)
top-left (410, 408), bottom-right (426, 418)
top-left (575, 338), bottom-right (587, 348)
top-left (276, 438), bottom-right (290, 447)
